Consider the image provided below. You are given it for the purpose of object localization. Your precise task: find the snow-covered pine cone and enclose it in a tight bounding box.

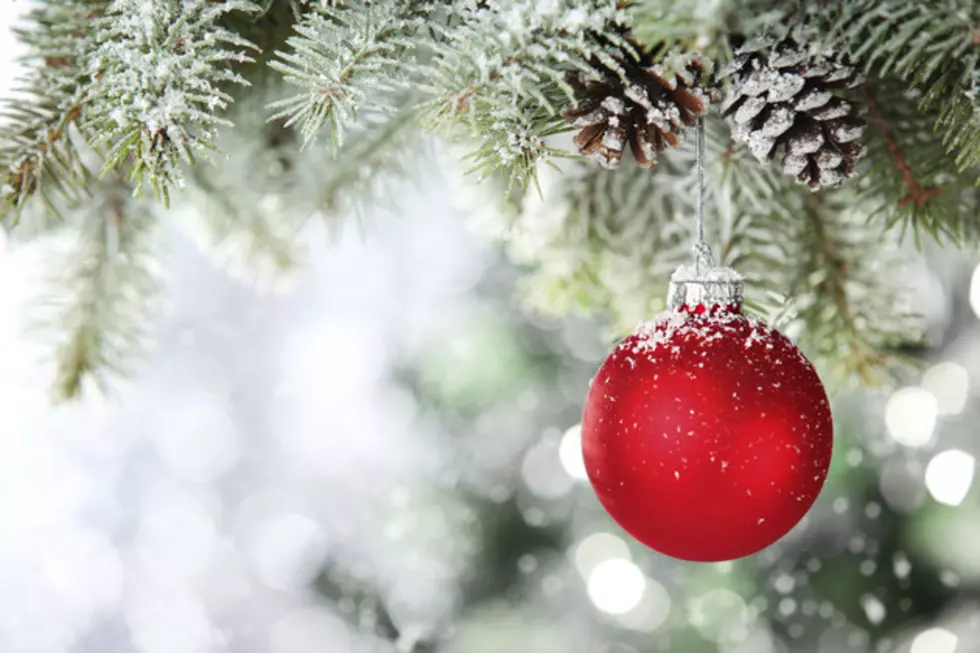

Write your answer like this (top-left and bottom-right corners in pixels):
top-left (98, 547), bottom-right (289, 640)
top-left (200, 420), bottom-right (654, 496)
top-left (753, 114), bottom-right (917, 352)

top-left (720, 36), bottom-right (867, 190)
top-left (563, 50), bottom-right (710, 169)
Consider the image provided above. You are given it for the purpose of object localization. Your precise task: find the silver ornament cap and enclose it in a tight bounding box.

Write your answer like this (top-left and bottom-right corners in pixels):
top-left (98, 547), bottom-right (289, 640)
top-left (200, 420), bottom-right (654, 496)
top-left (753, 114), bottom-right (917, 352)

top-left (668, 263), bottom-right (744, 312)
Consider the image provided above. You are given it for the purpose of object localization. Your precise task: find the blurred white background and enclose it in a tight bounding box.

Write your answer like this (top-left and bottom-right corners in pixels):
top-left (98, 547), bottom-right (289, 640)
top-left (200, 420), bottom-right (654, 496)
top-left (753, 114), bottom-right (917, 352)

top-left (5, 6), bottom-right (980, 653)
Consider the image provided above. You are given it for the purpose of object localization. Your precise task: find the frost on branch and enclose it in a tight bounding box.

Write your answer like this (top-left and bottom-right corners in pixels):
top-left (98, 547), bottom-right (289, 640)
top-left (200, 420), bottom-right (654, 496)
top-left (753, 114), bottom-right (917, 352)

top-left (268, 0), bottom-right (425, 150)
top-left (31, 181), bottom-right (161, 401)
top-left (84, 0), bottom-right (259, 205)
top-left (0, 0), bottom-right (106, 223)
top-left (475, 159), bottom-right (692, 331)
top-left (420, 0), bottom-right (632, 187)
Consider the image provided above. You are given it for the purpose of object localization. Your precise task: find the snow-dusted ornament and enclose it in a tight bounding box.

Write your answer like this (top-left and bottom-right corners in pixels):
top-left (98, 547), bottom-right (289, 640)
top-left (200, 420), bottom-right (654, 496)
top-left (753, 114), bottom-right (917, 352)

top-left (580, 119), bottom-right (833, 562)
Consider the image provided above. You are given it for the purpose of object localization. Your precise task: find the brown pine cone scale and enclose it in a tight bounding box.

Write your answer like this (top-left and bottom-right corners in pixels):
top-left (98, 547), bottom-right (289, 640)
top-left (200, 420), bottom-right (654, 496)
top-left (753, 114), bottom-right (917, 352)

top-left (721, 36), bottom-right (868, 190)
top-left (564, 50), bottom-right (710, 169)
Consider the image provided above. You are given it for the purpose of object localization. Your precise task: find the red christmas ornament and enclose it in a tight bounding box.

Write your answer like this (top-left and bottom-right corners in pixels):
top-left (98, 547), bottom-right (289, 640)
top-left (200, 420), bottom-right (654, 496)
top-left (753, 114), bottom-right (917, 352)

top-left (582, 265), bottom-right (833, 562)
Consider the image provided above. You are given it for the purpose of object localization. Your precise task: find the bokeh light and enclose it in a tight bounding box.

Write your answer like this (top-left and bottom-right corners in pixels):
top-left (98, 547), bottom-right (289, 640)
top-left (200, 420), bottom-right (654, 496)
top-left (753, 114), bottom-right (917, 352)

top-left (911, 627), bottom-right (957, 653)
top-left (885, 387), bottom-right (937, 447)
top-left (922, 362), bottom-right (969, 415)
top-left (688, 589), bottom-right (749, 643)
top-left (522, 436), bottom-right (574, 499)
top-left (925, 450), bottom-right (976, 507)
top-left (587, 558), bottom-right (646, 615)
top-left (616, 577), bottom-right (671, 632)
top-left (559, 424), bottom-right (588, 481)
top-left (969, 263), bottom-right (980, 319)
top-left (860, 594), bottom-right (887, 625)
top-left (573, 532), bottom-right (632, 579)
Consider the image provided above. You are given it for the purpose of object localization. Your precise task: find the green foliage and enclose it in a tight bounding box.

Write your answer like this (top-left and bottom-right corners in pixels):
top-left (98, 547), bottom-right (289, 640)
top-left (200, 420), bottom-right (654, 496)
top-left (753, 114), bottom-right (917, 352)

top-left (0, 0), bottom-right (106, 224)
top-left (181, 80), bottom-right (311, 287)
top-left (861, 82), bottom-right (979, 243)
top-left (725, 188), bottom-right (918, 386)
top-left (268, 0), bottom-right (426, 150)
top-left (823, 0), bottom-right (980, 176)
top-left (314, 105), bottom-right (424, 221)
top-left (84, 0), bottom-right (259, 206)
top-left (31, 179), bottom-right (160, 401)
top-left (419, 0), bottom-right (631, 189)
top-left (2, 0), bottom-right (979, 396)
top-left (476, 116), bottom-right (920, 385)
top-left (627, 0), bottom-right (783, 61)
top-left (503, 158), bottom-right (690, 331)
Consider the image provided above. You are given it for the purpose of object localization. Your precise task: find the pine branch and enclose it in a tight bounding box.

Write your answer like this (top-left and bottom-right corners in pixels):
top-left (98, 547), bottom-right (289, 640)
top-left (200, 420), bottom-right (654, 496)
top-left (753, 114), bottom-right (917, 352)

top-left (315, 105), bottom-right (424, 222)
top-left (84, 0), bottom-right (259, 206)
top-left (824, 0), bottom-right (980, 173)
top-left (0, 0), bottom-right (107, 224)
top-left (488, 111), bottom-right (916, 384)
top-left (495, 154), bottom-right (692, 332)
top-left (860, 81), bottom-right (979, 243)
top-left (418, 0), bottom-right (632, 189)
top-left (267, 0), bottom-right (426, 150)
top-left (183, 78), bottom-right (421, 286)
top-left (31, 180), bottom-right (161, 401)
top-left (180, 80), bottom-right (309, 289)
top-left (795, 192), bottom-right (917, 384)
top-left (627, 0), bottom-right (784, 60)
top-left (722, 182), bottom-right (919, 386)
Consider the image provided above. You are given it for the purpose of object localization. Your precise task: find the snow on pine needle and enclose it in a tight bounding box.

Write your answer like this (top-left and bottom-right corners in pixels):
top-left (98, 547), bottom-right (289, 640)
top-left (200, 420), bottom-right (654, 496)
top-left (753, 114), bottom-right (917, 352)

top-left (268, 1), bottom-right (427, 151)
top-left (0, 1), bottom-right (106, 225)
top-left (419, 0), bottom-right (632, 188)
top-left (30, 181), bottom-right (161, 401)
top-left (84, 0), bottom-right (259, 206)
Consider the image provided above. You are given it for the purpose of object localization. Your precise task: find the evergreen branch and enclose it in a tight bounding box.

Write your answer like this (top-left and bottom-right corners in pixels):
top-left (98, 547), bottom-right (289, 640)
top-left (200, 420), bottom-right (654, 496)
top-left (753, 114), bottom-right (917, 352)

top-left (458, 90), bottom-right (573, 192)
top-left (84, 0), bottom-right (260, 206)
top-left (627, 0), bottom-right (783, 60)
top-left (31, 180), bottom-right (161, 401)
top-left (799, 198), bottom-right (878, 384)
top-left (180, 79), bottom-right (310, 289)
top-left (825, 0), bottom-right (980, 172)
top-left (316, 104), bottom-right (425, 222)
top-left (0, 0), bottom-right (107, 224)
top-left (489, 114), bottom-right (916, 384)
top-left (861, 81), bottom-right (979, 243)
top-left (183, 165), bottom-right (307, 290)
top-left (866, 84), bottom-right (940, 211)
top-left (937, 71), bottom-right (980, 171)
top-left (267, 0), bottom-right (426, 150)
top-left (418, 0), bottom-right (631, 189)
top-left (727, 186), bottom-right (919, 386)
top-left (498, 155), bottom-right (693, 332)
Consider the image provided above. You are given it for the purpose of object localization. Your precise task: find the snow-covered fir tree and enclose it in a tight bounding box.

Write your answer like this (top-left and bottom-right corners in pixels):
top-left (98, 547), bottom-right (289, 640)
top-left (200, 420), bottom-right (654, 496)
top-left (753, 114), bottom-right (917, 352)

top-left (2, 0), bottom-right (979, 398)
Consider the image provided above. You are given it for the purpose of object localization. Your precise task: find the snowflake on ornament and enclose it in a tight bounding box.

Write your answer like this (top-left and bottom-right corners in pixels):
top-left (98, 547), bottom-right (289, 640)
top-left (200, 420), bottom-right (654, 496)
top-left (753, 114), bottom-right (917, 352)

top-left (583, 261), bottom-right (833, 562)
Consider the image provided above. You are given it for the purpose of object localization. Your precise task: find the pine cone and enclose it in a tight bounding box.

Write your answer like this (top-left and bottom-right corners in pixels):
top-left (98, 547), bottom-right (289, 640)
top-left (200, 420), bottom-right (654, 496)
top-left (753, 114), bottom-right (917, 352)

top-left (563, 50), bottom-right (710, 169)
top-left (720, 36), bottom-right (867, 190)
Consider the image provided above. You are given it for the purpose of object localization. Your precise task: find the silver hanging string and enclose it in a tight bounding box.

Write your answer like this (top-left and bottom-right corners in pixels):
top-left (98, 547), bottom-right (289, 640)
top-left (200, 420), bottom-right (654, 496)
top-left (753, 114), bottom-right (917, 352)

top-left (667, 117), bottom-right (744, 311)
top-left (693, 116), bottom-right (714, 273)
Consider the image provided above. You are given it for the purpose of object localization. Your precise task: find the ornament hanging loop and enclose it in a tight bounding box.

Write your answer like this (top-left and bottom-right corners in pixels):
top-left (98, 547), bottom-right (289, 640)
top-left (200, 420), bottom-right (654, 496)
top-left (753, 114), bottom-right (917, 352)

top-left (667, 117), bottom-right (743, 313)
top-left (693, 116), bottom-right (715, 273)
